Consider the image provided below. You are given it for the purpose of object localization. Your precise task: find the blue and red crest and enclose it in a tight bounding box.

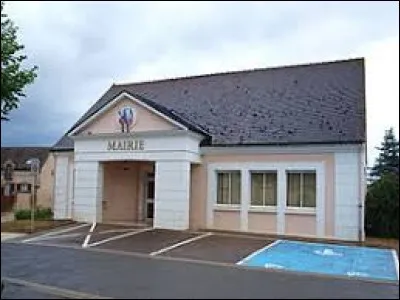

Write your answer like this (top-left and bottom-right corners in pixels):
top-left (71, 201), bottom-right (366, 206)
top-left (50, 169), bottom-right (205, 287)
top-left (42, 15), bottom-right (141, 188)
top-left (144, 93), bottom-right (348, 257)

top-left (118, 107), bottom-right (136, 133)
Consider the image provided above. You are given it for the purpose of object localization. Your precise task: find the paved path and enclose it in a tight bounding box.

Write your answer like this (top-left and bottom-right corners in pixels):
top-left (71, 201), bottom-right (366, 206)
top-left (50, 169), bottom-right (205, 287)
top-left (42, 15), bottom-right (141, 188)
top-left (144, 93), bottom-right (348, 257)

top-left (1, 233), bottom-right (27, 241)
top-left (1, 242), bottom-right (398, 299)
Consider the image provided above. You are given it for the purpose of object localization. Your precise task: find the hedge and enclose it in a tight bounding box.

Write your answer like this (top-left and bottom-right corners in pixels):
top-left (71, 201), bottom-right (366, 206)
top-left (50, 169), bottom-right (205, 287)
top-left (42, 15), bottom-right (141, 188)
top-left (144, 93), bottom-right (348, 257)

top-left (14, 207), bottom-right (53, 220)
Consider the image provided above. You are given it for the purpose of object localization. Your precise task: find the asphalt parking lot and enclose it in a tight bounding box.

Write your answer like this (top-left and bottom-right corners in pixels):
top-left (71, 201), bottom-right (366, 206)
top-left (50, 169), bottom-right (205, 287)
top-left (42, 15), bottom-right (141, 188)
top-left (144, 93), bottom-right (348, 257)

top-left (20, 223), bottom-right (274, 265)
top-left (2, 223), bottom-right (399, 299)
top-left (2, 241), bottom-right (398, 299)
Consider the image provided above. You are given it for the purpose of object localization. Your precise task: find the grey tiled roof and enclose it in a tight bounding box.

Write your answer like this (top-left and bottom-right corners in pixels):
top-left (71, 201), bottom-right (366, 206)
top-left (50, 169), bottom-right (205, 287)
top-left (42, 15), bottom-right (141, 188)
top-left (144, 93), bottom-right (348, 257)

top-left (53, 58), bottom-right (365, 150)
top-left (1, 147), bottom-right (51, 170)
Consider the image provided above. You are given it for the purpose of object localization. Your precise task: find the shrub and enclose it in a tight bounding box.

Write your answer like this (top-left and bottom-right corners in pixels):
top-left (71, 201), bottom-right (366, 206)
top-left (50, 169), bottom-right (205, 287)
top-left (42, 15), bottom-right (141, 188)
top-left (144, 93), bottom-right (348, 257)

top-left (14, 207), bottom-right (53, 220)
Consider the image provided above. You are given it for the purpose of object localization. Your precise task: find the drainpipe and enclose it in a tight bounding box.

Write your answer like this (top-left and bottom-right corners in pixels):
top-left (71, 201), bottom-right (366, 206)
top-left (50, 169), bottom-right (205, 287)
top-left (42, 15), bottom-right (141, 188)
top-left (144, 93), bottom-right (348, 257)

top-left (358, 144), bottom-right (367, 242)
top-left (358, 202), bottom-right (363, 242)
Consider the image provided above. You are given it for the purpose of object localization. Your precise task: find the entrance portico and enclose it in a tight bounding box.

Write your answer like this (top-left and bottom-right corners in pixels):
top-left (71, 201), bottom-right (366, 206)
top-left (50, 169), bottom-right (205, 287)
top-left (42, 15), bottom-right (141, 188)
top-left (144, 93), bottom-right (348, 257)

top-left (53, 91), bottom-right (206, 231)
top-left (71, 130), bottom-right (202, 230)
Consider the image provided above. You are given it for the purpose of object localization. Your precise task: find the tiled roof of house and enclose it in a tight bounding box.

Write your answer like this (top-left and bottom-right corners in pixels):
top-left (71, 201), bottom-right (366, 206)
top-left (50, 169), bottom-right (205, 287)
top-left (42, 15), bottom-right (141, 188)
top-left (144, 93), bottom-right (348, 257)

top-left (1, 147), bottom-right (51, 170)
top-left (53, 58), bottom-right (365, 150)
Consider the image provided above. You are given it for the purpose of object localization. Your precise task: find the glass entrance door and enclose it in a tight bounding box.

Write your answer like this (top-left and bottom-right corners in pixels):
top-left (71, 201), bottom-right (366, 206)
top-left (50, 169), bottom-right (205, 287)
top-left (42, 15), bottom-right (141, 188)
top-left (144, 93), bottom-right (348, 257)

top-left (145, 173), bottom-right (154, 222)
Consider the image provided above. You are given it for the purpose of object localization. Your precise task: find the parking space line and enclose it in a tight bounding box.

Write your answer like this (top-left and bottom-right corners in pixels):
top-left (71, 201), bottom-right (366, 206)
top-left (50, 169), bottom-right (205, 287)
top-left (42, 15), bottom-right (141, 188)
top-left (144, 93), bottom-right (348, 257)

top-left (82, 222), bottom-right (97, 248)
top-left (236, 239), bottom-right (282, 265)
top-left (150, 232), bottom-right (213, 256)
top-left (98, 229), bottom-right (138, 235)
top-left (22, 223), bottom-right (91, 243)
top-left (87, 228), bottom-right (153, 248)
top-left (30, 232), bottom-right (84, 241)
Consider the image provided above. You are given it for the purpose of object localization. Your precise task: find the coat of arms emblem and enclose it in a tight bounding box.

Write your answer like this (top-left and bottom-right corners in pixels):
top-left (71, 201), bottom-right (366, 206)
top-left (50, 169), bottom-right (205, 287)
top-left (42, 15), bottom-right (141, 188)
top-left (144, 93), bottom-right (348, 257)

top-left (118, 107), bottom-right (136, 133)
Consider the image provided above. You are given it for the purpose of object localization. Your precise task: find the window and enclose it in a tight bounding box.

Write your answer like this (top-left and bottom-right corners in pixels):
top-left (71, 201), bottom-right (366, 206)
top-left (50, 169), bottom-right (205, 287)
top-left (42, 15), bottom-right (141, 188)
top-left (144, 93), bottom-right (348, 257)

top-left (287, 171), bottom-right (316, 208)
top-left (251, 172), bottom-right (277, 206)
top-left (3, 183), bottom-right (15, 196)
top-left (217, 171), bottom-right (241, 205)
top-left (17, 183), bottom-right (32, 193)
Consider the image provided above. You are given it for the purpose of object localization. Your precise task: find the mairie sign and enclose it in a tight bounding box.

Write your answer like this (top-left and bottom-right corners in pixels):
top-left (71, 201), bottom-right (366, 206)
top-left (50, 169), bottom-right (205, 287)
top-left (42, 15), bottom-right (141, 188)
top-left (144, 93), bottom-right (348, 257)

top-left (107, 139), bottom-right (144, 151)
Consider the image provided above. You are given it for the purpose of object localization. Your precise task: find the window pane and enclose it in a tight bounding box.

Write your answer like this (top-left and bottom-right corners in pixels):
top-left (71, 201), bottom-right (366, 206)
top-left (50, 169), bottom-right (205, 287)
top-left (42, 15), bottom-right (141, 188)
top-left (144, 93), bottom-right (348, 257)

top-left (287, 173), bottom-right (301, 207)
top-left (264, 173), bottom-right (277, 206)
top-left (217, 173), bottom-right (230, 204)
top-left (230, 172), bottom-right (241, 205)
top-left (303, 172), bottom-right (316, 207)
top-left (251, 173), bottom-right (263, 206)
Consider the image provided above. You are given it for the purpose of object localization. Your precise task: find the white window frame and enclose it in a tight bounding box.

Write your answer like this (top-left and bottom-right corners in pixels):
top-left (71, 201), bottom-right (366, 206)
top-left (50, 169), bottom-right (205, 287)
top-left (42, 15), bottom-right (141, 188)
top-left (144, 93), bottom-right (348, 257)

top-left (286, 171), bottom-right (317, 209)
top-left (250, 171), bottom-right (277, 207)
top-left (215, 171), bottom-right (241, 207)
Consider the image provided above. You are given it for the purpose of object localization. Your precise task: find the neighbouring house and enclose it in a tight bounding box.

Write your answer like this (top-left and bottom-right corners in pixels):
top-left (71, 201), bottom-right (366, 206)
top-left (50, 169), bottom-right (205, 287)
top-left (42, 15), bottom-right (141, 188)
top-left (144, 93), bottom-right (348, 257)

top-left (51, 58), bottom-right (366, 241)
top-left (1, 147), bottom-right (54, 211)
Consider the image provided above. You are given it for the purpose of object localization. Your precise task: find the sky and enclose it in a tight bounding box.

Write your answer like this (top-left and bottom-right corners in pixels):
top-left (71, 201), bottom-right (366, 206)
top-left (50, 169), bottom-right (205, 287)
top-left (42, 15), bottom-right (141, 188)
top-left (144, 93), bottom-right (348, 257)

top-left (1, 1), bottom-right (399, 167)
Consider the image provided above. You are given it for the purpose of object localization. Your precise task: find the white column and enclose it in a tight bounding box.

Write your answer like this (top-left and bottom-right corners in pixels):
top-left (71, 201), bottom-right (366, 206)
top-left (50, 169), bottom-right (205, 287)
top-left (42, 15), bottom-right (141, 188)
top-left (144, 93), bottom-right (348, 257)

top-left (73, 161), bottom-right (103, 223)
top-left (334, 152), bottom-right (359, 241)
top-left (277, 168), bottom-right (286, 234)
top-left (206, 165), bottom-right (216, 228)
top-left (154, 160), bottom-right (191, 230)
top-left (240, 169), bottom-right (250, 231)
top-left (316, 165), bottom-right (325, 238)
top-left (67, 162), bottom-right (74, 219)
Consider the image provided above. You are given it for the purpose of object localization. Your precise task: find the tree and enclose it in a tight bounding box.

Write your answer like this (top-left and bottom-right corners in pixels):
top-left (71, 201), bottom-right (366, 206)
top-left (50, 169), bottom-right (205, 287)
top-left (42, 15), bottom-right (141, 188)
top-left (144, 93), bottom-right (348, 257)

top-left (370, 127), bottom-right (400, 180)
top-left (1, 1), bottom-right (38, 121)
top-left (365, 173), bottom-right (399, 238)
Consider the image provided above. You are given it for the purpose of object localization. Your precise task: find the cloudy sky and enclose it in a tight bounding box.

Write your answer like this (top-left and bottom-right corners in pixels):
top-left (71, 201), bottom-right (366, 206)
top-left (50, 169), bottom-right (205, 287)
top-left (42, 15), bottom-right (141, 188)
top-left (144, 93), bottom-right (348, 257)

top-left (1, 1), bottom-right (399, 166)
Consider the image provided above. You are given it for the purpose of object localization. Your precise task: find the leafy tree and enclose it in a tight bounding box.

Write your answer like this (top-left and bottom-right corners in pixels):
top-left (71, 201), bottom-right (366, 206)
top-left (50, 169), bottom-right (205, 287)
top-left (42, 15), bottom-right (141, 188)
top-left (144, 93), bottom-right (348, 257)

top-left (365, 173), bottom-right (399, 238)
top-left (370, 127), bottom-right (399, 180)
top-left (1, 1), bottom-right (38, 121)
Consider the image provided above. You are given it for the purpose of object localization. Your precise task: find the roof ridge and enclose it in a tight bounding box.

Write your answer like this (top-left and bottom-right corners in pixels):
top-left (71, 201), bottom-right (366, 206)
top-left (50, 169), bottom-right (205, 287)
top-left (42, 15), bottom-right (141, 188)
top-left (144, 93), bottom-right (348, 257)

top-left (1, 146), bottom-right (51, 149)
top-left (115, 57), bottom-right (364, 87)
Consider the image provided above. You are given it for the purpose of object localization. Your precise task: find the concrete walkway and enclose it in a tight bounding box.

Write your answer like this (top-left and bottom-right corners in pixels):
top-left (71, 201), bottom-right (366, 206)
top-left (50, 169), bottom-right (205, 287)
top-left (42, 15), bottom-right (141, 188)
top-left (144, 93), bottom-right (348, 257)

top-left (1, 233), bottom-right (27, 241)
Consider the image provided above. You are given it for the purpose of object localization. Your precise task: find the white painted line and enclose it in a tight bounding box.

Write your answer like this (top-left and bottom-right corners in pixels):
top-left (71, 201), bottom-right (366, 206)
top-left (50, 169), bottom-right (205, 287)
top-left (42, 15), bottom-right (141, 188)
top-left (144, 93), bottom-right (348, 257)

top-left (22, 223), bottom-right (90, 243)
top-left (98, 229), bottom-right (137, 235)
top-left (31, 232), bottom-right (84, 240)
top-left (236, 239), bottom-right (282, 265)
top-left (89, 222), bottom-right (97, 233)
top-left (150, 232), bottom-right (213, 256)
top-left (392, 250), bottom-right (399, 280)
top-left (87, 228), bottom-right (153, 248)
top-left (82, 222), bottom-right (97, 248)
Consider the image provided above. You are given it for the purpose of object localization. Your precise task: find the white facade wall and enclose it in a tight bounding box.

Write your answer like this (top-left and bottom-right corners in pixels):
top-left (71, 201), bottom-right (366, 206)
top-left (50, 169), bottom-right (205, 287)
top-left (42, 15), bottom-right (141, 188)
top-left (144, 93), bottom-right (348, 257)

top-left (53, 153), bottom-right (74, 219)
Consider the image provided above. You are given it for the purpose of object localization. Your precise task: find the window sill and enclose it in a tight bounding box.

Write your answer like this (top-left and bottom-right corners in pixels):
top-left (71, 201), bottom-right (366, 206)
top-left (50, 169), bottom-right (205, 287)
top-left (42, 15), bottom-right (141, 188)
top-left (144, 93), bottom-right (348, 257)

top-left (285, 207), bottom-right (316, 215)
top-left (249, 206), bottom-right (277, 213)
top-left (213, 204), bottom-right (241, 212)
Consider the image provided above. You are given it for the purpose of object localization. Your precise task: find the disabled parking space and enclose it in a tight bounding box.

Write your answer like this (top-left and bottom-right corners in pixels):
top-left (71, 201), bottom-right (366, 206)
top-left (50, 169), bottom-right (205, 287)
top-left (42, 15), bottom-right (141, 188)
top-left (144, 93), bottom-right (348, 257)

top-left (93, 228), bottom-right (199, 254)
top-left (159, 233), bottom-right (274, 263)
